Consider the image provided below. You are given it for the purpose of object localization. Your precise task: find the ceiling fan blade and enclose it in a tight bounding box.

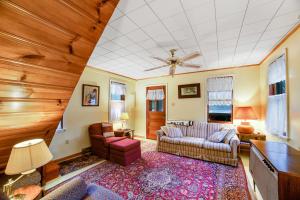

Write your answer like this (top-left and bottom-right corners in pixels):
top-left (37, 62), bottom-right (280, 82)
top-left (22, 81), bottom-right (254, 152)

top-left (181, 52), bottom-right (201, 62)
top-left (144, 64), bottom-right (169, 72)
top-left (179, 63), bottom-right (202, 69)
top-left (151, 56), bottom-right (169, 64)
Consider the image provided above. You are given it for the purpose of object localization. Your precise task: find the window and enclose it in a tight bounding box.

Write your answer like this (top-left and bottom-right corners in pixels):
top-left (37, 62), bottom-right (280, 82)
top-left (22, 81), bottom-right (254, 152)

top-left (56, 116), bottom-right (64, 133)
top-left (266, 55), bottom-right (287, 137)
top-left (146, 88), bottom-right (165, 112)
top-left (109, 81), bottom-right (126, 122)
top-left (207, 76), bottom-right (233, 123)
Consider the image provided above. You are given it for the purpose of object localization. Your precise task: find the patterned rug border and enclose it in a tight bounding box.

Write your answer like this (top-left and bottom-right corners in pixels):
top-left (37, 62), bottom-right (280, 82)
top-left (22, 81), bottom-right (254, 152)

top-left (47, 151), bottom-right (251, 200)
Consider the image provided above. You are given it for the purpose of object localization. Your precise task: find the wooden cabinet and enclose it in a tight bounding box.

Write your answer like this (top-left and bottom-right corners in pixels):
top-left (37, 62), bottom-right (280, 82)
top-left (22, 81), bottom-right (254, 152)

top-left (250, 140), bottom-right (300, 200)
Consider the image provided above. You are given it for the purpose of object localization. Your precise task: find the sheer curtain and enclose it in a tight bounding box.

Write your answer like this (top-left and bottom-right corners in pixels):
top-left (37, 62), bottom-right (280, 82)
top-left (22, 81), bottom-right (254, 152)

top-left (207, 76), bottom-right (233, 106)
top-left (110, 81), bottom-right (126, 122)
top-left (266, 55), bottom-right (287, 137)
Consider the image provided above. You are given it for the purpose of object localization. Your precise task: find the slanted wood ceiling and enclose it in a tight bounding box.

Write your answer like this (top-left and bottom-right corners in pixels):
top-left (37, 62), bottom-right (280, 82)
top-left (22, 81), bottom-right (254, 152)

top-left (0, 0), bottom-right (119, 170)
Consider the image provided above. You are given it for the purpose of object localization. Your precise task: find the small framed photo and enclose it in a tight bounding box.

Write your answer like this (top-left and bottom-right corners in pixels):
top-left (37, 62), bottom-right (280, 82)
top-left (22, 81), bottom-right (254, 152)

top-left (82, 84), bottom-right (100, 106)
top-left (178, 83), bottom-right (201, 99)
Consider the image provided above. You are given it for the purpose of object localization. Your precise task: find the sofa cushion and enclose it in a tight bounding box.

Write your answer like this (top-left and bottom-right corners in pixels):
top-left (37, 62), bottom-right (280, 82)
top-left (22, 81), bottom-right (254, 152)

top-left (110, 139), bottom-right (140, 152)
top-left (208, 130), bottom-right (228, 143)
top-left (203, 141), bottom-right (231, 152)
top-left (167, 127), bottom-right (183, 138)
top-left (160, 136), bottom-right (205, 147)
top-left (41, 177), bottom-right (87, 200)
top-left (186, 122), bottom-right (207, 138)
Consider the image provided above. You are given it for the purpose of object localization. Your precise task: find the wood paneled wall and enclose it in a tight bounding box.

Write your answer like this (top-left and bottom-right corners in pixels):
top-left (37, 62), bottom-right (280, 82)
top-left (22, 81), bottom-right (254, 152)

top-left (0, 0), bottom-right (119, 170)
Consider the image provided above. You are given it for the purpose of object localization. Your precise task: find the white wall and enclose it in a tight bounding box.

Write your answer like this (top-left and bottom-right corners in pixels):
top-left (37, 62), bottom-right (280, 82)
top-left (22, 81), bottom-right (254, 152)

top-left (49, 67), bottom-right (136, 160)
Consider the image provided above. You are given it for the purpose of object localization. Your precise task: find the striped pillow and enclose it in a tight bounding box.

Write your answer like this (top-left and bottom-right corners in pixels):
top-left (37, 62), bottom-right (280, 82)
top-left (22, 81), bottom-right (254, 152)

top-left (223, 129), bottom-right (236, 144)
top-left (166, 127), bottom-right (183, 138)
top-left (208, 130), bottom-right (228, 143)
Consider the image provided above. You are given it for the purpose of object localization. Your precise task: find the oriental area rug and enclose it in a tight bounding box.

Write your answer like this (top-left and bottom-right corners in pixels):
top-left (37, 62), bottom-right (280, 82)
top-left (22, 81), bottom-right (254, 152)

top-left (48, 151), bottom-right (250, 200)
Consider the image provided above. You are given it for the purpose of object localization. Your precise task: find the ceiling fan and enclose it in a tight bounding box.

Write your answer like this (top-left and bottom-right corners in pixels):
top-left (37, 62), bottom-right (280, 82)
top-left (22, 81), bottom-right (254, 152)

top-left (144, 49), bottom-right (202, 77)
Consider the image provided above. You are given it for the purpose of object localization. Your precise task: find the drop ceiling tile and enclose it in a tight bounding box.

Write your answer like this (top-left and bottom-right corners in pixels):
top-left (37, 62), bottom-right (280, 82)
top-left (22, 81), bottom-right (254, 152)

top-left (137, 39), bottom-right (158, 49)
top-left (126, 43), bottom-right (144, 53)
top-left (217, 12), bottom-right (244, 32)
top-left (218, 39), bottom-right (237, 48)
top-left (162, 13), bottom-right (190, 32)
top-left (142, 21), bottom-right (169, 37)
top-left (127, 5), bottom-right (158, 27)
top-left (102, 41), bottom-right (122, 51)
top-left (261, 24), bottom-right (294, 41)
top-left (276, 0), bottom-right (300, 16)
top-left (92, 46), bottom-right (110, 56)
top-left (171, 28), bottom-right (194, 41)
top-left (104, 52), bottom-right (120, 60)
top-left (215, 0), bottom-right (248, 18)
top-left (268, 11), bottom-right (300, 30)
top-left (117, 0), bottom-right (145, 13)
top-left (148, 0), bottom-right (182, 19)
top-left (177, 38), bottom-right (198, 49)
top-left (109, 16), bottom-right (139, 34)
top-left (238, 33), bottom-right (261, 45)
top-left (193, 20), bottom-right (217, 38)
top-left (126, 29), bottom-right (150, 42)
top-left (240, 20), bottom-right (269, 36)
top-left (181, 0), bottom-right (210, 10)
top-left (114, 48), bottom-right (131, 57)
top-left (112, 36), bottom-right (134, 47)
top-left (217, 28), bottom-right (240, 41)
top-left (244, 0), bottom-right (282, 25)
top-left (185, 2), bottom-right (215, 25)
top-left (96, 37), bottom-right (109, 46)
top-left (101, 26), bottom-right (122, 40)
top-left (109, 9), bottom-right (124, 22)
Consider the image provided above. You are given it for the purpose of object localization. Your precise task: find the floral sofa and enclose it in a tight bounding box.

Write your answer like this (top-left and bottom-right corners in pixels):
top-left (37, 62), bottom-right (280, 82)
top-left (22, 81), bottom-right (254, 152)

top-left (156, 122), bottom-right (240, 166)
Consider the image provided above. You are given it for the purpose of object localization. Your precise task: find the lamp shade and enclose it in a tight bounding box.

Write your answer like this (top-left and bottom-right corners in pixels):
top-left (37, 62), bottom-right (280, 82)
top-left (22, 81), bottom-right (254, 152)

top-left (5, 139), bottom-right (53, 175)
top-left (120, 112), bottom-right (129, 120)
top-left (235, 106), bottom-right (258, 120)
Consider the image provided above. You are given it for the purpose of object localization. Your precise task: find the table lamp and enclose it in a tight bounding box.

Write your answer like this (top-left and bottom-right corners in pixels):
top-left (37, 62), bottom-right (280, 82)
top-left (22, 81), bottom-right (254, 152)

top-left (120, 112), bottom-right (129, 129)
top-left (235, 106), bottom-right (258, 134)
top-left (3, 138), bottom-right (53, 198)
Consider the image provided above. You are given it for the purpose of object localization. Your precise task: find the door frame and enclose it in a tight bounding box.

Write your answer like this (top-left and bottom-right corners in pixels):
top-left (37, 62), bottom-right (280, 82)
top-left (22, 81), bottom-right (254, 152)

top-left (145, 84), bottom-right (168, 139)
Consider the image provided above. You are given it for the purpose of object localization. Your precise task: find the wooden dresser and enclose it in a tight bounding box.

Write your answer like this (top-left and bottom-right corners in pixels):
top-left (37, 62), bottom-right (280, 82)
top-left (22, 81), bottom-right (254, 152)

top-left (250, 140), bottom-right (300, 200)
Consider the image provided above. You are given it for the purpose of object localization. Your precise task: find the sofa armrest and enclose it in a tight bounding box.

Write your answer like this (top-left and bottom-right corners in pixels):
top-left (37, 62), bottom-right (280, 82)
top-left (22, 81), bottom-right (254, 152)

top-left (156, 130), bottom-right (164, 140)
top-left (230, 134), bottom-right (240, 158)
top-left (90, 134), bottom-right (106, 142)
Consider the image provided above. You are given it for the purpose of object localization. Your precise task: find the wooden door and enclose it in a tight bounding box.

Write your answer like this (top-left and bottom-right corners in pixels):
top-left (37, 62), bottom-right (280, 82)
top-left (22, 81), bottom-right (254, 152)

top-left (146, 86), bottom-right (166, 140)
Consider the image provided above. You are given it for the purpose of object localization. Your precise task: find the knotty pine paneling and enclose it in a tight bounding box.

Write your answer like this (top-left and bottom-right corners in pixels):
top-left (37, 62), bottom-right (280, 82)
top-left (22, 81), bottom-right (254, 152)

top-left (0, 0), bottom-right (119, 170)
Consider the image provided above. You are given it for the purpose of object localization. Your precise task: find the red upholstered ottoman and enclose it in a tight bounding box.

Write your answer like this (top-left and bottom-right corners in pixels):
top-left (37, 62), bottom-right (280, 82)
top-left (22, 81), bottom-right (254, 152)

top-left (110, 139), bottom-right (141, 166)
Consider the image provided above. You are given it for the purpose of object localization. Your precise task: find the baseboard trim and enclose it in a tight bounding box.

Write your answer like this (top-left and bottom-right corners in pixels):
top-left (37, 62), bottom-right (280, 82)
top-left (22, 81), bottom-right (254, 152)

top-left (53, 152), bottom-right (83, 164)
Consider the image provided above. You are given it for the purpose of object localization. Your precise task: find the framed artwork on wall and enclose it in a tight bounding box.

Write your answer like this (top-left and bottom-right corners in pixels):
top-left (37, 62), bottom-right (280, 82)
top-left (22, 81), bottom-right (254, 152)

top-left (178, 83), bottom-right (201, 99)
top-left (82, 84), bottom-right (100, 106)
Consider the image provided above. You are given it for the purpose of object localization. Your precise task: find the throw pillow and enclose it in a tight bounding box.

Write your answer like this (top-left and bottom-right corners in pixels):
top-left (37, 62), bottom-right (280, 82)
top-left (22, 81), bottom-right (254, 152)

top-left (208, 130), bottom-right (228, 143)
top-left (161, 126), bottom-right (168, 135)
top-left (103, 132), bottom-right (114, 138)
top-left (102, 123), bottom-right (113, 133)
top-left (223, 129), bottom-right (236, 144)
top-left (166, 127), bottom-right (183, 138)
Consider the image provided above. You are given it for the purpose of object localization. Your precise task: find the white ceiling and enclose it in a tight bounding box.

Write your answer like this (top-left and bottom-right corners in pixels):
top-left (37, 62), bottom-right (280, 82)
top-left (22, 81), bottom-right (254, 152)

top-left (88, 0), bottom-right (300, 79)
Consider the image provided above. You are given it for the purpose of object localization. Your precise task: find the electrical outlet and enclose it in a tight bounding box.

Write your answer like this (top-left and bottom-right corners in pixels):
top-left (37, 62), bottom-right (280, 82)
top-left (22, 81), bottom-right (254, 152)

top-left (65, 140), bottom-right (69, 144)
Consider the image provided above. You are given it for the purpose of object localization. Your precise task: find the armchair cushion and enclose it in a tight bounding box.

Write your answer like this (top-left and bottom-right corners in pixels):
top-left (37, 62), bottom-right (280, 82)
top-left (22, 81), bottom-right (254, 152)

top-left (101, 123), bottom-right (113, 133)
top-left (89, 123), bottom-right (102, 136)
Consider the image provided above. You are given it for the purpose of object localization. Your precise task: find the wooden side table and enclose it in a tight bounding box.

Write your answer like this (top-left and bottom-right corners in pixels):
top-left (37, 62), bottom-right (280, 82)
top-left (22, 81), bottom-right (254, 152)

top-left (114, 129), bottom-right (135, 139)
top-left (13, 185), bottom-right (42, 200)
top-left (237, 131), bottom-right (266, 152)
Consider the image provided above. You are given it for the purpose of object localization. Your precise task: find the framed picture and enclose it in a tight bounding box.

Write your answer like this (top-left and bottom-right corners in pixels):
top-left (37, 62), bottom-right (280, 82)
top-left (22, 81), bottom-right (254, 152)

top-left (178, 83), bottom-right (201, 99)
top-left (82, 84), bottom-right (100, 106)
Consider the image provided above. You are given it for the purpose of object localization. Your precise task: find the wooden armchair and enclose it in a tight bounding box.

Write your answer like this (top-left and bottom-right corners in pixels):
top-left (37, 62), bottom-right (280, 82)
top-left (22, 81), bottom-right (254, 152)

top-left (88, 123), bottom-right (126, 159)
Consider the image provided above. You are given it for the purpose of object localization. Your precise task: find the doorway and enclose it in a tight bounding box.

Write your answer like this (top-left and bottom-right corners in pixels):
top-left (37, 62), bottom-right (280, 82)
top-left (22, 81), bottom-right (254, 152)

top-left (146, 85), bottom-right (166, 140)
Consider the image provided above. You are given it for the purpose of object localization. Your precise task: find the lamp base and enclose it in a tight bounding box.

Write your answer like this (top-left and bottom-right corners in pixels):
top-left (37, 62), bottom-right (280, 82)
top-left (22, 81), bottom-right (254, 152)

top-left (237, 122), bottom-right (254, 134)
